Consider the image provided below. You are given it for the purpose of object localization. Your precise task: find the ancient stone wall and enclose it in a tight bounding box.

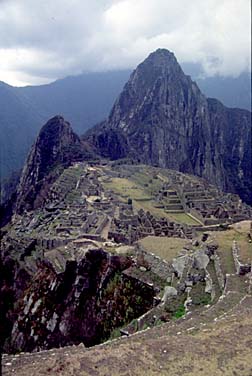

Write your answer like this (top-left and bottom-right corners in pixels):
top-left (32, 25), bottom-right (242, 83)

top-left (36, 237), bottom-right (73, 250)
top-left (205, 269), bottom-right (215, 301)
top-left (136, 245), bottom-right (173, 280)
top-left (204, 218), bottom-right (229, 226)
top-left (136, 306), bottom-right (159, 331)
top-left (109, 231), bottom-right (129, 244)
top-left (81, 212), bottom-right (97, 232)
top-left (95, 216), bottom-right (109, 235)
top-left (232, 241), bottom-right (251, 275)
top-left (79, 233), bottom-right (105, 242)
top-left (213, 253), bottom-right (225, 291)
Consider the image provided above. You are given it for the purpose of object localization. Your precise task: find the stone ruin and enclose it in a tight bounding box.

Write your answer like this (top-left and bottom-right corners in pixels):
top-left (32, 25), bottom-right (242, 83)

top-left (1, 161), bottom-right (252, 359)
top-left (8, 162), bottom-right (252, 257)
top-left (108, 205), bottom-right (194, 245)
top-left (119, 239), bottom-right (223, 335)
top-left (157, 170), bottom-right (252, 226)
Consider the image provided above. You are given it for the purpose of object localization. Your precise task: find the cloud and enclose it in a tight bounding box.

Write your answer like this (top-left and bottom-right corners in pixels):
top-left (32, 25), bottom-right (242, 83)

top-left (0, 0), bottom-right (250, 85)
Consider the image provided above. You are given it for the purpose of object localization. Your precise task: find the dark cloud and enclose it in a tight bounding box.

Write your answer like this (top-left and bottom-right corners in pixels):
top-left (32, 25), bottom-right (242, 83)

top-left (0, 0), bottom-right (250, 85)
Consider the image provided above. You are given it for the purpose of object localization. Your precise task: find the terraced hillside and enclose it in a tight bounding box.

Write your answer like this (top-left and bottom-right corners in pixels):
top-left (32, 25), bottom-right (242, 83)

top-left (3, 274), bottom-right (252, 375)
top-left (1, 161), bottom-right (252, 375)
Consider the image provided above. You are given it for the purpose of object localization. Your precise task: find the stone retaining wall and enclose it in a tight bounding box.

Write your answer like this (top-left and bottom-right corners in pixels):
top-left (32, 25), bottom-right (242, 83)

top-left (108, 231), bottom-right (129, 244)
top-left (205, 269), bottom-right (215, 301)
top-left (213, 253), bottom-right (225, 290)
top-left (79, 233), bottom-right (105, 242)
top-left (36, 237), bottom-right (73, 250)
top-left (204, 218), bottom-right (229, 226)
top-left (232, 240), bottom-right (251, 275)
top-left (194, 225), bottom-right (229, 232)
top-left (95, 216), bottom-right (109, 235)
top-left (136, 245), bottom-right (173, 280)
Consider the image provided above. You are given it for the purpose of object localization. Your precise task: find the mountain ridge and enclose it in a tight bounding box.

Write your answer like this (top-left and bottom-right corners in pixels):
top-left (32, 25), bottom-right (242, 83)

top-left (0, 65), bottom-right (250, 182)
top-left (85, 49), bottom-right (252, 204)
top-left (15, 115), bottom-right (95, 214)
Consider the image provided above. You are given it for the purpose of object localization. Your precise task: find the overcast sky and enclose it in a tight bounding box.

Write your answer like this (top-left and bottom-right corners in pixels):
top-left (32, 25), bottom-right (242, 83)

top-left (0, 0), bottom-right (250, 86)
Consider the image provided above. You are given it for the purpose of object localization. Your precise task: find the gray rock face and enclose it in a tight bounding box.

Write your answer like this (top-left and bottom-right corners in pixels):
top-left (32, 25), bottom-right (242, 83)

top-left (162, 286), bottom-right (178, 304)
top-left (194, 250), bottom-right (209, 270)
top-left (8, 249), bottom-right (154, 352)
top-left (15, 116), bottom-right (91, 213)
top-left (172, 255), bottom-right (189, 278)
top-left (86, 49), bottom-right (251, 204)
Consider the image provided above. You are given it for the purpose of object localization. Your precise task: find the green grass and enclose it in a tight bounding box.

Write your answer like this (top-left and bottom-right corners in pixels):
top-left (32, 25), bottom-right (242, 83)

top-left (172, 304), bottom-right (186, 319)
top-left (167, 212), bottom-right (202, 225)
top-left (103, 172), bottom-right (202, 226)
top-left (138, 236), bottom-right (187, 262)
top-left (208, 226), bottom-right (252, 274)
top-left (103, 177), bottom-right (151, 200)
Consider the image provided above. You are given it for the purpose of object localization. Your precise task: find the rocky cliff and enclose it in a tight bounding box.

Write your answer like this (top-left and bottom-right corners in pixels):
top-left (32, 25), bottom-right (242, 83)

top-left (3, 248), bottom-right (154, 353)
top-left (85, 49), bottom-right (251, 204)
top-left (15, 116), bottom-right (94, 214)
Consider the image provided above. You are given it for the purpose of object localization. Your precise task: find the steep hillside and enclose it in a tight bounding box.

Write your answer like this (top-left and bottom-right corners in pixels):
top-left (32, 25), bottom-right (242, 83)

top-left (0, 67), bottom-right (250, 182)
top-left (3, 294), bottom-right (252, 375)
top-left (0, 71), bottom-right (130, 180)
top-left (1, 157), bottom-right (252, 373)
top-left (85, 49), bottom-right (252, 204)
top-left (15, 116), bottom-right (95, 214)
top-left (0, 81), bottom-right (44, 179)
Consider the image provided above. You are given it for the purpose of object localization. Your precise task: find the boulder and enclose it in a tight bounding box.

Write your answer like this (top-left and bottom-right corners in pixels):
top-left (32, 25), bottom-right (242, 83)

top-left (172, 255), bottom-right (188, 278)
top-left (194, 250), bottom-right (209, 270)
top-left (162, 286), bottom-right (178, 304)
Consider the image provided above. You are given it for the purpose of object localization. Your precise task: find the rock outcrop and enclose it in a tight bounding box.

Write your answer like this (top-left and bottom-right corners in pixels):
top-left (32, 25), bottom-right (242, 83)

top-left (15, 116), bottom-right (94, 213)
top-left (85, 49), bottom-right (252, 204)
top-left (6, 249), bottom-right (154, 353)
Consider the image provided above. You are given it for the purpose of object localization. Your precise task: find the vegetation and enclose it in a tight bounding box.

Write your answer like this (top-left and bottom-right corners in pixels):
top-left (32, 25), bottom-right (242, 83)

top-left (209, 224), bottom-right (252, 274)
top-left (167, 212), bottom-right (201, 225)
top-left (172, 304), bottom-right (186, 319)
top-left (102, 166), bottom-right (203, 225)
top-left (101, 272), bottom-right (154, 342)
top-left (138, 236), bottom-right (188, 262)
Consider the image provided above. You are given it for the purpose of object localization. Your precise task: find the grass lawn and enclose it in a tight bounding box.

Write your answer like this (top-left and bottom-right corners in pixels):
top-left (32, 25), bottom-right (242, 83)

top-left (208, 231), bottom-right (236, 274)
top-left (208, 222), bottom-right (252, 274)
top-left (103, 177), bottom-right (151, 200)
top-left (103, 177), bottom-right (200, 225)
top-left (167, 212), bottom-right (202, 226)
top-left (138, 236), bottom-right (188, 262)
top-left (230, 221), bottom-right (252, 264)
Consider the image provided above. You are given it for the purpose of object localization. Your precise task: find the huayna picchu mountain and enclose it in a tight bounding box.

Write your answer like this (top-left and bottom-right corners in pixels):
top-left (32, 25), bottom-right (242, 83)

top-left (85, 49), bottom-right (251, 204)
top-left (15, 115), bottom-right (95, 214)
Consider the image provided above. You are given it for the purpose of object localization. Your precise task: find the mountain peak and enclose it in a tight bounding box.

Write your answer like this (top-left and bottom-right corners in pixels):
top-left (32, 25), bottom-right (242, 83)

top-left (15, 116), bottom-right (84, 213)
top-left (86, 49), bottom-right (251, 204)
top-left (145, 48), bottom-right (176, 64)
top-left (136, 48), bottom-right (182, 77)
top-left (39, 115), bottom-right (71, 137)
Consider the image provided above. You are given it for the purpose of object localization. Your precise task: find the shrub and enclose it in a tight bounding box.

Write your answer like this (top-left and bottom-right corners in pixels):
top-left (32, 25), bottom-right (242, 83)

top-left (172, 304), bottom-right (186, 319)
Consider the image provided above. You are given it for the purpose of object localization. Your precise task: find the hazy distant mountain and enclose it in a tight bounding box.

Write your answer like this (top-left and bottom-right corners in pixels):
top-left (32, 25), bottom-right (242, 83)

top-left (0, 71), bottom-right (130, 180)
top-left (17, 71), bottom-right (132, 135)
top-left (0, 66), bottom-right (250, 182)
top-left (0, 81), bottom-right (44, 180)
top-left (181, 63), bottom-right (251, 113)
top-left (196, 72), bottom-right (251, 111)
